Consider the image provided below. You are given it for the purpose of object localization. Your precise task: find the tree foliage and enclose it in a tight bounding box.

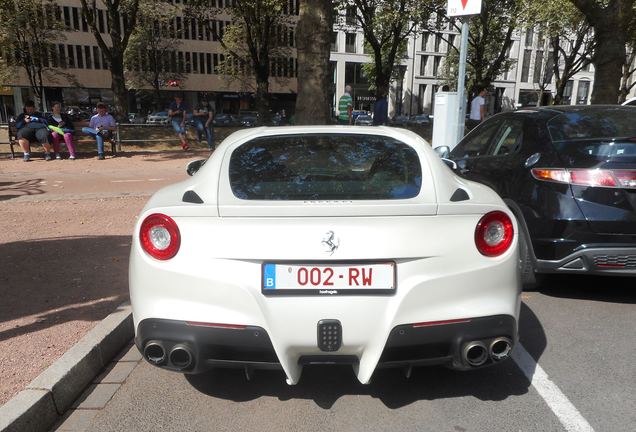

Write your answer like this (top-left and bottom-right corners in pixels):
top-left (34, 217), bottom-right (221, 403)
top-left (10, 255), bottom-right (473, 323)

top-left (80, 0), bottom-right (141, 118)
top-left (0, 0), bottom-right (68, 109)
top-left (185, 0), bottom-right (294, 123)
top-left (125, 0), bottom-right (185, 109)
top-left (336, 0), bottom-right (443, 98)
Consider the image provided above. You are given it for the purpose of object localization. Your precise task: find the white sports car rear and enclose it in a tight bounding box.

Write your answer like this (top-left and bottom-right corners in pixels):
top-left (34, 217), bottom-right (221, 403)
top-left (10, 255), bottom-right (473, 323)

top-left (129, 126), bottom-right (521, 384)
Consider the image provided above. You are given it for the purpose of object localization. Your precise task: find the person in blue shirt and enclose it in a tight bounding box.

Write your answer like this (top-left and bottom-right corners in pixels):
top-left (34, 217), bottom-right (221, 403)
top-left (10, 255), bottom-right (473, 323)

top-left (82, 102), bottom-right (117, 160)
top-left (373, 87), bottom-right (389, 126)
top-left (15, 100), bottom-right (52, 162)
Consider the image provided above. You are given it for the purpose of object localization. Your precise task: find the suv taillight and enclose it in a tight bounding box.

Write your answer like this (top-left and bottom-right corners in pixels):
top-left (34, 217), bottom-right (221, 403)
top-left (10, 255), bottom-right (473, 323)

top-left (139, 213), bottom-right (180, 260)
top-left (475, 211), bottom-right (514, 257)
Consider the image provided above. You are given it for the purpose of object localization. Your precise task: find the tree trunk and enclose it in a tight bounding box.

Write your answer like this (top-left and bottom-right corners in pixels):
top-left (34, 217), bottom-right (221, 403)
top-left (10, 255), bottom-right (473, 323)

top-left (591, 26), bottom-right (626, 104)
top-left (255, 75), bottom-right (271, 124)
top-left (110, 56), bottom-right (129, 121)
top-left (295, 0), bottom-right (334, 125)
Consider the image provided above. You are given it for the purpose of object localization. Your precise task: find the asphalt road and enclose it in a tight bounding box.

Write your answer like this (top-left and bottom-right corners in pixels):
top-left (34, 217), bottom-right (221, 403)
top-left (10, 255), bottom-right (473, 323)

top-left (57, 275), bottom-right (635, 432)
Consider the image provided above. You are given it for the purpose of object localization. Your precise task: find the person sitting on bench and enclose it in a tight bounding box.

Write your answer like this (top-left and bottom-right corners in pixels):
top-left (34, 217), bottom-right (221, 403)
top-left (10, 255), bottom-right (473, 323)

top-left (82, 102), bottom-right (116, 160)
top-left (15, 100), bottom-right (53, 162)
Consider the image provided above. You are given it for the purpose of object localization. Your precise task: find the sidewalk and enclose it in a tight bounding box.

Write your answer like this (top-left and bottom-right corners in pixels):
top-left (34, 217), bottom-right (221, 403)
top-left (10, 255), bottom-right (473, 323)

top-left (0, 148), bottom-right (211, 426)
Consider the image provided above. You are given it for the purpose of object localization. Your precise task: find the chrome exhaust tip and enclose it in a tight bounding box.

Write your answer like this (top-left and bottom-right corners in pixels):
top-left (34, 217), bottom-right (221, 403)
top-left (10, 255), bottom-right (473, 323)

top-left (144, 341), bottom-right (166, 365)
top-left (169, 345), bottom-right (193, 370)
top-left (463, 341), bottom-right (488, 367)
top-left (489, 337), bottom-right (512, 362)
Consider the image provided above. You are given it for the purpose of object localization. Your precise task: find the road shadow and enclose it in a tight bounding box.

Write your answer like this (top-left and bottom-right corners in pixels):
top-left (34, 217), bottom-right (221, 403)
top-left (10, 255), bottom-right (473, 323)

top-left (537, 274), bottom-right (636, 305)
top-left (0, 179), bottom-right (45, 201)
top-left (186, 302), bottom-right (545, 408)
top-left (0, 235), bottom-right (131, 340)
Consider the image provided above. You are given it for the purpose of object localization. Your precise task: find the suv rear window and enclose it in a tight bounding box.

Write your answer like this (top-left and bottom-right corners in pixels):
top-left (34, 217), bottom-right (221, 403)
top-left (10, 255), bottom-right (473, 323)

top-left (229, 134), bottom-right (422, 200)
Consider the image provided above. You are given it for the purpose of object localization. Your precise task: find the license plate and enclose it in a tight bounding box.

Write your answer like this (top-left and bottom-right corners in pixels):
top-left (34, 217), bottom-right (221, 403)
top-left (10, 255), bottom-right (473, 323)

top-left (262, 262), bottom-right (396, 295)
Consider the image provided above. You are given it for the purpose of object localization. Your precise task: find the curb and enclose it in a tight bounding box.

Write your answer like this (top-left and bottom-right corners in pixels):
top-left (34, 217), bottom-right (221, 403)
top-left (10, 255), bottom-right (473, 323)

top-left (0, 302), bottom-right (133, 432)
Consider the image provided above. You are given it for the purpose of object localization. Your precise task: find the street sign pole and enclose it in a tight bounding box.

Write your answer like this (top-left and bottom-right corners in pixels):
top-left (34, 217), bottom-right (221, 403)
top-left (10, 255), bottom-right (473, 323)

top-left (456, 17), bottom-right (469, 139)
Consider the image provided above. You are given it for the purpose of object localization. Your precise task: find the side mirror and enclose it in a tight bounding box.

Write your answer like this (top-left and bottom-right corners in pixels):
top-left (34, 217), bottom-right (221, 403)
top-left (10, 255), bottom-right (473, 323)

top-left (186, 159), bottom-right (206, 176)
top-left (434, 146), bottom-right (451, 159)
top-left (441, 158), bottom-right (458, 170)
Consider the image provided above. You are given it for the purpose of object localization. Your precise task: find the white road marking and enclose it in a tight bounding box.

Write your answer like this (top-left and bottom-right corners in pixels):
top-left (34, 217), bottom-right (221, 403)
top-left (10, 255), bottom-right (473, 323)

top-left (111, 179), bottom-right (144, 183)
top-left (147, 178), bottom-right (165, 182)
top-left (513, 343), bottom-right (595, 432)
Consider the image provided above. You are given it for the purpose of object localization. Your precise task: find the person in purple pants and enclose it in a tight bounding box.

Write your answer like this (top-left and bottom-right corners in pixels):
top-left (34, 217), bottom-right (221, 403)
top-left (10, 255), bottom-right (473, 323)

top-left (46, 102), bottom-right (77, 160)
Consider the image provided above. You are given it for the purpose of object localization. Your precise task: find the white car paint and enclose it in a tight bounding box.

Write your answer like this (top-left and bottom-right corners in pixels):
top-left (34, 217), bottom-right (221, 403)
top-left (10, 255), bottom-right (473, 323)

top-left (129, 126), bottom-right (521, 385)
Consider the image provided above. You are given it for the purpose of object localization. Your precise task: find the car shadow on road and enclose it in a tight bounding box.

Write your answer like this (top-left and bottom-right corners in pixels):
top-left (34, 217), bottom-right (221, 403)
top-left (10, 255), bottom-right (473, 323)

top-left (0, 235), bottom-right (131, 339)
top-left (537, 274), bottom-right (636, 304)
top-left (0, 179), bottom-right (45, 201)
top-left (186, 303), bottom-right (545, 409)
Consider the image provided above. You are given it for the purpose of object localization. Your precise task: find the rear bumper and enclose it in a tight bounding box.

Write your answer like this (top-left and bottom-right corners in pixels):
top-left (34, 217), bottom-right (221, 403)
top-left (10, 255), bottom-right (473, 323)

top-left (537, 246), bottom-right (636, 276)
top-left (135, 315), bottom-right (517, 380)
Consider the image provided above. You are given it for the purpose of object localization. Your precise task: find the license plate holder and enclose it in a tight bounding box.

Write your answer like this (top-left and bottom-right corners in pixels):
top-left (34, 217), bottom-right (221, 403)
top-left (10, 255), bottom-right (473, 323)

top-left (262, 261), bottom-right (396, 296)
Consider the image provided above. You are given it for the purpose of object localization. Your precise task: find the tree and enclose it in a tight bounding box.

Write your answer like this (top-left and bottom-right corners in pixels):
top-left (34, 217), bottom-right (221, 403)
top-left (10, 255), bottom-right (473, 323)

top-left (186, 0), bottom-right (295, 124)
top-left (80, 0), bottom-right (141, 118)
top-left (337, 0), bottom-right (441, 99)
top-left (570, 0), bottom-right (635, 104)
top-left (437, 0), bottom-right (519, 98)
top-left (125, 0), bottom-right (185, 110)
top-left (295, 0), bottom-right (334, 124)
top-left (522, 0), bottom-right (594, 105)
top-left (0, 0), bottom-right (68, 109)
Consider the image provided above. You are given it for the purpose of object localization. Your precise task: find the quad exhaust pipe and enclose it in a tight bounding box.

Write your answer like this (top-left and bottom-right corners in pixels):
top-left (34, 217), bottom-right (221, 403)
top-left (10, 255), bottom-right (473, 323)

top-left (489, 337), bottom-right (512, 362)
top-left (462, 337), bottom-right (513, 367)
top-left (143, 341), bottom-right (194, 370)
top-left (462, 341), bottom-right (488, 367)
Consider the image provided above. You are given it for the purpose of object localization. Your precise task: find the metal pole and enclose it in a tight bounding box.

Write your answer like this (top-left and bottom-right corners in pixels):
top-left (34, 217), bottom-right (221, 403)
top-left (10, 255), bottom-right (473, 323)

top-left (456, 17), bottom-right (469, 139)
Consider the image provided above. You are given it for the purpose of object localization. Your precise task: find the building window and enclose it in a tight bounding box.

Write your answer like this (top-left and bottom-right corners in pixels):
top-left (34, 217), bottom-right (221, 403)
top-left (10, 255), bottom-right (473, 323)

top-left (533, 50), bottom-right (543, 84)
top-left (421, 32), bottom-right (429, 51)
top-left (72, 7), bottom-right (80, 31)
top-left (419, 83), bottom-right (427, 113)
top-left (577, 80), bottom-right (590, 104)
top-left (213, 53), bottom-right (219, 73)
top-left (525, 28), bottom-right (534, 47)
top-left (448, 34), bottom-right (456, 53)
top-left (58, 44), bottom-right (67, 68)
top-left (345, 33), bottom-right (356, 53)
top-left (84, 46), bottom-right (92, 69)
top-left (63, 7), bottom-right (71, 29)
top-left (49, 45), bottom-right (58, 68)
top-left (93, 47), bottom-right (101, 69)
top-left (331, 32), bottom-right (338, 52)
top-left (420, 55), bottom-right (428, 76)
top-left (434, 35), bottom-right (441, 52)
top-left (520, 49), bottom-right (531, 82)
top-left (433, 56), bottom-right (441, 76)
top-left (66, 45), bottom-right (75, 68)
top-left (75, 45), bottom-right (84, 68)
top-left (563, 80), bottom-right (573, 104)
top-left (97, 10), bottom-right (105, 33)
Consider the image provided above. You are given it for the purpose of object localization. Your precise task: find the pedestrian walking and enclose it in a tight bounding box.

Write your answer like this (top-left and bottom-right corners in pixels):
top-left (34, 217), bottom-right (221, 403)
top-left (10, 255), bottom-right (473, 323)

top-left (338, 85), bottom-right (354, 125)
top-left (373, 87), bottom-right (389, 126)
top-left (468, 87), bottom-right (488, 130)
top-left (168, 94), bottom-right (189, 150)
top-left (46, 102), bottom-right (77, 160)
top-left (82, 102), bottom-right (116, 160)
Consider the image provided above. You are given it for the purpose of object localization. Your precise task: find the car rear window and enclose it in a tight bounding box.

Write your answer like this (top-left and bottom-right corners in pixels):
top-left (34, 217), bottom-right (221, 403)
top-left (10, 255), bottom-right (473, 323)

top-left (547, 110), bottom-right (636, 161)
top-left (229, 134), bottom-right (422, 200)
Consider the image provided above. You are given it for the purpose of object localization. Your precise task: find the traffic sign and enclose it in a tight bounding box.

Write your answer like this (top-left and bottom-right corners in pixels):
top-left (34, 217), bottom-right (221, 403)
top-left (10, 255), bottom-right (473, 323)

top-left (447, 0), bottom-right (482, 17)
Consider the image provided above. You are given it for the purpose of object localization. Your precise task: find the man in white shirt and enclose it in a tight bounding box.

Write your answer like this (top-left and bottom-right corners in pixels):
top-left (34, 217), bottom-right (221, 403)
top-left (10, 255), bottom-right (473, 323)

top-left (468, 88), bottom-right (488, 130)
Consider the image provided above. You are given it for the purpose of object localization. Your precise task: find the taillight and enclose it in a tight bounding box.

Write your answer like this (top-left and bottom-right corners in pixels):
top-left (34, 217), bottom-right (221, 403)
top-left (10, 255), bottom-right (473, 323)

top-left (531, 168), bottom-right (636, 188)
top-left (475, 211), bottom-right (514, 257)
top-left (139, 213), bottom-right (180, 260)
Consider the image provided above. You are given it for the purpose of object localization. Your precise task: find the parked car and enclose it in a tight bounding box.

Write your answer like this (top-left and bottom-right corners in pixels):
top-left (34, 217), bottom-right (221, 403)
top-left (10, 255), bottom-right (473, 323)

top-left (436, 105), bottom-right (636, 288)
top-left (127, 113), bottom-right (146, 124)
top-left (130, 126), bottom-right (521, 383)
top-left (408, 114), bottom-right (431, 126)
top-left (146, 111), bottom-right (170, 125)
top-left (391, 115), bottom-right (409, 126)
top-left (621, 97), bottom-right (636, 106)
top-left (238, 112), bottom-right (258, 127)
top-left (351, 110), bottom-right (367, 122)
top-left (354, 114), bottom-right (374, 126)
top-left (213, 113), bottom-right (238, 127)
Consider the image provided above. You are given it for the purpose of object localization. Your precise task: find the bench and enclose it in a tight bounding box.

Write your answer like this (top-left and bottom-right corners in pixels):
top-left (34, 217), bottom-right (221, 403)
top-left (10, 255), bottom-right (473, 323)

top-left (5, 121), bottom-right (118, 159)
